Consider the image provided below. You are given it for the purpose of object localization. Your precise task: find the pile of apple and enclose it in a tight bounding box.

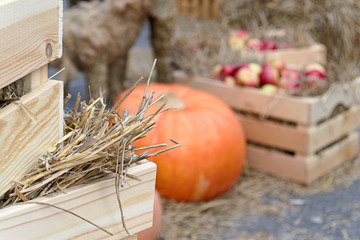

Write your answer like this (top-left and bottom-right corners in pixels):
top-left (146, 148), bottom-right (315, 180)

top-left (229, 29), bottom-right (291, 52)
top-left (211, 60), bottom-right (327, 94)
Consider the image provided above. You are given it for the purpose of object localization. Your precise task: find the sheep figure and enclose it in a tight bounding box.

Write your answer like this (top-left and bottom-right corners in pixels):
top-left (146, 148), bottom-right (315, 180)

top-left (58, 0), bottom-right (175, 103)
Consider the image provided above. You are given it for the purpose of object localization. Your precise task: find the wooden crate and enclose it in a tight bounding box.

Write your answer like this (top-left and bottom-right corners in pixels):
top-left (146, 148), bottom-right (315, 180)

top-left (0, 0), bottom-right (64, 198)
top-left (260, 44), bottom-right (327, 68)
top-left (0, 161), bottom-right (157, 239)
top-left (0, 1), bottom-right (155, 239)
top-left (176, 0), bottom-right (220, 20)
top-left (173, 71), bottom-right (360, 184)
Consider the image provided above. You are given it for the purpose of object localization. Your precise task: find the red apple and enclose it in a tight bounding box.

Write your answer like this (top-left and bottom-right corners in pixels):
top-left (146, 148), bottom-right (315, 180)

top-left (260, 39), bottom-right (277, 51)
top-left (246, 38), bottom-right (262, 51)
top-left (281, 68), bottom-right (300, 81)
top-left (305, 70), bottom-right (326, 79)
top-left (234, 65), bottom-right (260, 87)
top-left (260, 65), bottom-right (279, 86)
top-left (304, 63), bottom-right (326, 87)
top-left (269, 59), bottom-right (286, 74)
top-left (305, 70), bottom-right (326, 87)
top-left (235, 29), bottom-right (249, 39)
top-left (248, 62), bottom-right (262, 76)
top-left (261, 84), bottom-right (278, 94)
top-left (305, 63), bottom-right (326, 75)
top-left (229, 30), bottom-right (249, 50)
top-left (279, 68), bottom-right (300, 91)
top-left (220, 64), bottom-right (237, 79)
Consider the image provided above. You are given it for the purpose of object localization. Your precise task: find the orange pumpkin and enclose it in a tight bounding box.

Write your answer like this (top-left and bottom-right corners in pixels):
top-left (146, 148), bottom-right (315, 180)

top-left (115, 83), bottom-right (246, 202)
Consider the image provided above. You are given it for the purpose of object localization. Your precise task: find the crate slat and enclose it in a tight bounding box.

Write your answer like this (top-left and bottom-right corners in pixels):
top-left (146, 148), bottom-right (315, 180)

top-left (0, 161), bottom-right (156, 240)
top-left (177, 0), bottom-right (219, 19)
top-left (0, 0), bottom-right (62, 89)
top-left (247, 133), bottom-right (359, 184)
top-left (0, 80), bottom-right (63, 197)
top-left (29, 65), bottom-right (49, 91)
top-left (263, 44), bottom-right (326, 67)
top-left (239, 106), bottom-right (360, 154)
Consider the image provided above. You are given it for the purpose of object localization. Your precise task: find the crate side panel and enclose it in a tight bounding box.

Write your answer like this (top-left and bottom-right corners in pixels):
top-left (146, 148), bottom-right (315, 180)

top-left (308, 106), bottom-right (360, 153)
top-left (0, 0), bottom-right (61, 89)
top-left (0, 161), bottom-right (157, 240)
top-left (265, 44), bottom-right (326, 67)
top-left (0, 80), bottom-right (63, 197)
top-left (306, 132), bottom-right (359, 183)
top-left (246, 144), bottom-right (308, 183)
top-left (309, 78), bottom-right (360, 125)
top-left (238, 114), bottom-right (309, 153)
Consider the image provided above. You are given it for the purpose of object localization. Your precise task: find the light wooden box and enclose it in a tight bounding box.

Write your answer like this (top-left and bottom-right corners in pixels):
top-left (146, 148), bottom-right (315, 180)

top-left (176, 0), bottom-right (219, 20)
top-left (0, 161), bottom-right (157, 239)
top-left (174, 71), bottom-right (360, 184)
top-left (0, 1), bottom-right (156, 239)
top-left (259, 43), bottom-right (327, 68)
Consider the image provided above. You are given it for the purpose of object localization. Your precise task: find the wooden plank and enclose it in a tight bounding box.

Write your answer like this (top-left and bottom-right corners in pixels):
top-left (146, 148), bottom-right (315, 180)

top-left (238, 114), bottom-right (309, 154)
top-left (202, 0), bottom-right (210, 19)
top-left (0, 80), bottom-right (63, 197)
top-left (0, 0), bottom-right (62, 89)
top-left (307, 106), bottom-right (360, 153)
top-left (265, 44), bottom-right (327, 67)
top-left (122, 235), bottom-right (137, 240)
top-left (29, 65), bottom-right (48, 90)
top-left (210, 0), bottom-right (219, 19)
top-left (0, 161), bottom-right (156, 240)
top-left (246, 144), bottom-right (308, 183)
top-left (238, 106), bottom-right (360, 154)
top-left (307, 132), bottom-right (359, 183)
top-left (309, 77), bottom-right (360, 124)
top-left (246, 133), bottom-right (359, 184)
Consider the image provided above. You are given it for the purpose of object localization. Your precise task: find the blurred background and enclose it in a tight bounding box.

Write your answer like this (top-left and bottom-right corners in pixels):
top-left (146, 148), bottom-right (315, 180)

top-left (57, 1), bottom-right (360, 239)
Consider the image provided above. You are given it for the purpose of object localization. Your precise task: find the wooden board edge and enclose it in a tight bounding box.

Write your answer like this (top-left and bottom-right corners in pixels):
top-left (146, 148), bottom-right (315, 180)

top-left (59, 0), bottom-right (63, 58)
top-left (238, 113), bottom-right (309, 154)
top-left (0, 161), bottom-right (157, 239)
top-left (246, 144), bottom-right (308, 183)
top-left (0, 80), bottom-right (63, 196)
top-left (309, 78), bottom-right (360, 125)
top-left (308, 106), bottom-right (360, 153)
top-left (0, 0), bottom-right (61, 88)
top-left (306, 132), bottom-right (359, 183)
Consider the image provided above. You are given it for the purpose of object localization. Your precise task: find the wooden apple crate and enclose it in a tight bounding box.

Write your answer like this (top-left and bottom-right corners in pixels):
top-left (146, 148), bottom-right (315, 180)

top-left (173, 71), bottom-right (360, 184)
top-left (176, 0), bottom-right (220, 20)
top-left (0, 1), bottom-right (156, 239)
top-left (260, 43), bottom-right (327, 68)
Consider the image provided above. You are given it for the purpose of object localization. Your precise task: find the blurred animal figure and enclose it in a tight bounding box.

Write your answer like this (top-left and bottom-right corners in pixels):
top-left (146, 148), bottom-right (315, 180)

top-left (57, 0), bottom-right (175, 103)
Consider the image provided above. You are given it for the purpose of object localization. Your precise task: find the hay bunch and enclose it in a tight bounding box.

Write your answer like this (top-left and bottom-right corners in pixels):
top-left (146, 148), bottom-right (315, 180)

top-left (0, 76), bottom-right (178, 208)
top-left (0, 78), bottom-right (26, 109)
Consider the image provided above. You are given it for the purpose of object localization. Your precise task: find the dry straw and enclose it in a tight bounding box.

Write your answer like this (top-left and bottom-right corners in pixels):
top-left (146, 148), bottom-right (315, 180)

top-left (0, 64), bottom-right (180, 235)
